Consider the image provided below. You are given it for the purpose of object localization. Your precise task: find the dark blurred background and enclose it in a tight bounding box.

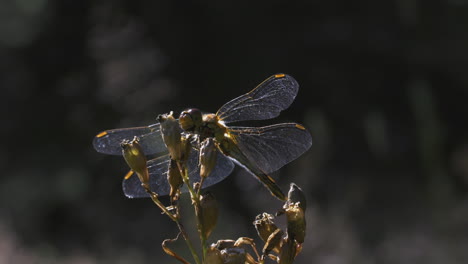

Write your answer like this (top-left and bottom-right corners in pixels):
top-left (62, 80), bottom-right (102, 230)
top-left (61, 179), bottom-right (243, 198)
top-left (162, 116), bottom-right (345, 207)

top-left (1, 0), bottom-right (468, 263)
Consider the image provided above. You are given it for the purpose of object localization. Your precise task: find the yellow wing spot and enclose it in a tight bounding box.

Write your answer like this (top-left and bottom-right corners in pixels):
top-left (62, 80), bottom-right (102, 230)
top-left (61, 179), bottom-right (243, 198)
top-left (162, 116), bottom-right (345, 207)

top-left (96, 131), bottom-right (108, 138)
top-left (275, 73), bottom-right (286, 78)
top-left (124, 170), bottom-right (134, 180)
top-left (295, 124), bottom-right (306, 130)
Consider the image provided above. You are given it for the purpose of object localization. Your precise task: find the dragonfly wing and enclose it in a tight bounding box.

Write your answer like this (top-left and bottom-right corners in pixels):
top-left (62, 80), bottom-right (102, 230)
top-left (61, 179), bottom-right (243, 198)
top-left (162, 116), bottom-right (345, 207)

top-left (123, 155), bottom-right (171, 198)
top-left (181, 148), bottom-right (235, 191)
top-left (124, 152), bottom-right (197, 198)
top-left (93, 123), bottom-right (166, 155)
top-left (228, 123), bottom-right (312, 174)
top-left (123, 146), bottom-right (235, 198)
top-left (216, 74), bottom-right (299, 124)
top-left (197, 151), bottom-right (235, 189)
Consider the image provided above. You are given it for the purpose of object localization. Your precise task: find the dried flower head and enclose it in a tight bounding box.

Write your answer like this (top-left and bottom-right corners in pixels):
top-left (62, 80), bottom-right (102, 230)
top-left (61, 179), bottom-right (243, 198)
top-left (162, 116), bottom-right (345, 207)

top-left (285, 202), bottom-right (306, 244)
top-left (199, 137), bottom-right (218, 180)
top-left (263, 228), bottom-right (283, 256)
top-left (205, 246), bottom-right (223, 264)
top-left (284, 183), bottom-right (306, 244)
top-left (158, 112), bottom-right (184, 161)
top-left (254, 213), bottom-right (279, 242)
top-left (167, 159), bottom-right (183, 201)
top-left (120, 136), bottom-right (149, 188)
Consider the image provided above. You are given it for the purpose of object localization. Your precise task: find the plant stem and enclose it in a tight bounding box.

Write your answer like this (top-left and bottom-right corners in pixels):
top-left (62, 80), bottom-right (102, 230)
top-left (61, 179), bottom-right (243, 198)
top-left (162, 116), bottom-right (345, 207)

top-left (144, 187), bottom-right (177, 221)
top-left (176, 222), bottom-right (201, 264)
top-left (177, 162), bottom-right (208, 262)
top-left (145, 187), bottom-right (201, 264)
top-left (200, 234), bottom-right (207, 262)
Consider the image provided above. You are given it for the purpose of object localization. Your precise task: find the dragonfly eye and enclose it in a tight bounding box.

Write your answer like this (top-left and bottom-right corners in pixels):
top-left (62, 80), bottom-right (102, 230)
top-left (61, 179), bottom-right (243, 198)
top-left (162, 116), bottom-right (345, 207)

top-left (179, 108), bottom-right (202, 131)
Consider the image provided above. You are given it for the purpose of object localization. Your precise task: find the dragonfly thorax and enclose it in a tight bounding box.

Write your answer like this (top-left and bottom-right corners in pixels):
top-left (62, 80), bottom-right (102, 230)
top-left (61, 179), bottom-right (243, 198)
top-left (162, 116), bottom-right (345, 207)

top-left (199, 113), bottom-right (227, 141)
top-left (179, 109), bottom-right (227, 141)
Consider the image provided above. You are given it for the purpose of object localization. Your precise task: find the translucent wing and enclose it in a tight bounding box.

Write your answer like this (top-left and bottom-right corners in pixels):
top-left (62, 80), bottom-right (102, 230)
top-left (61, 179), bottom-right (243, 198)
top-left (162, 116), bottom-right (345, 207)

top-left (123, 148), bottom-right (235, 198)
top-left (122, 154), bottom-right (171, 198)
top-left (216, 74), bottom-right (299, 124)
top-left (228, 123), bottom-right (312, 174)
top-left (93, 123), bottom-right (166, 155)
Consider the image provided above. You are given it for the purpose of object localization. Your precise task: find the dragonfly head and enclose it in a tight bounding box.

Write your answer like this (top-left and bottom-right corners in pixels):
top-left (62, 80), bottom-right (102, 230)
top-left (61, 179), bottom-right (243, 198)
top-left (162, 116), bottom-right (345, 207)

top-left (179, 108), bottom-right (203, 132)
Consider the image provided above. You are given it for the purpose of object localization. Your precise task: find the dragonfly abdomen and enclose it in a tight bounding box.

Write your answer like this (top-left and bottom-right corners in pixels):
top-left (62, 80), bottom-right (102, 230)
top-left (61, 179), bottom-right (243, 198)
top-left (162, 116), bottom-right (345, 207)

top-left (217, 136), bottom-right (286, 201)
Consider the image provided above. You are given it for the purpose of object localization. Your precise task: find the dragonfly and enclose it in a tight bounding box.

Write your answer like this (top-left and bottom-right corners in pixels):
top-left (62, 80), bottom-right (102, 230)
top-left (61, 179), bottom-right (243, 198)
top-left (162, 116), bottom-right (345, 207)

top-left (93, 74), bottom-right (312, 200)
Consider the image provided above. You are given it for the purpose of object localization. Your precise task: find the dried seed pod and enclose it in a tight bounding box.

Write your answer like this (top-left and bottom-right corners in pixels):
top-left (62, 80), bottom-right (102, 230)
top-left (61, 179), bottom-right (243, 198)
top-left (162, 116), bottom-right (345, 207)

top-left (205, 245), bottom-right (223, 264)
top-left (253, 213), bottom-right (278, 242)
top-left (285, 202), bottom-right (306, 244)
top-left (263, 228), bottom-right (283, 255)
top-left (278, 237), bottom-right (296, 264)
top-left (167, 159), bottom-right (183, 201)
top-left (158, 112), bottom-right (183, 161)
top-left (234, 237), bottom-right (261, 261)
top-left (214, 239), bottom-right (236, 250)
top-left (121, 137), bottom-right (149, 188)
top-left (220, 247), bottom-right (246, 264)
top-left (198, 192), bottom-right (219, 238)
top-left (180, 134), bottom-right (192, 162)
top-left (287, 183), bottom-right (306, 212)
top-left (199, 138), bottom-right (218, 180)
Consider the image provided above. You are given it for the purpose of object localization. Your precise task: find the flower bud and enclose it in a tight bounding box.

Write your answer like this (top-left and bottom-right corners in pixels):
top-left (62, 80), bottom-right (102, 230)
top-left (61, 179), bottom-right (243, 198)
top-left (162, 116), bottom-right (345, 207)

top-left (121, 137), bottom-right (149, 188)
top-left (158, 112), bottom-right (183, 161)
top-left (199, 138), bottom-right (218, 180)
top-left (198, 192), bottom-right (218, 238)
top-left (167, 159), bottom-right (183, 201)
